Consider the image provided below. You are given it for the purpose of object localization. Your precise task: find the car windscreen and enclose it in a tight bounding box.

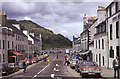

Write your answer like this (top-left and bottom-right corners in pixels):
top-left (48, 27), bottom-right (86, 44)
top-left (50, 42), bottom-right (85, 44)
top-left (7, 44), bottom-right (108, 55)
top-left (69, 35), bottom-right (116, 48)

top-left (81, 62), bottom-right (98, 66)
top-left (72, 60), bottom-right (77, 63)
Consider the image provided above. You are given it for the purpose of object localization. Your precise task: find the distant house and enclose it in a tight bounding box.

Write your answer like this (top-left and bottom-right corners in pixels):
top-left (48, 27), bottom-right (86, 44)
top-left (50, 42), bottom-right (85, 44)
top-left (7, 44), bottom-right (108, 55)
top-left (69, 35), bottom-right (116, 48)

top-left (23, 30), bottom-right (42, 58)
top-left (72, 36), bottom-right (81, 53)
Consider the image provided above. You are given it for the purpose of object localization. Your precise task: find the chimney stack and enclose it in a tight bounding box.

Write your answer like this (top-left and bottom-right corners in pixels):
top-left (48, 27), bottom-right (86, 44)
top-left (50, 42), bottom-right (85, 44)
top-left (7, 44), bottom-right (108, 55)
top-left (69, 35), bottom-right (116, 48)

top-left (83, 14), bottom-right (87, 25)
top-left (0, 11), bottom-right (7, 26)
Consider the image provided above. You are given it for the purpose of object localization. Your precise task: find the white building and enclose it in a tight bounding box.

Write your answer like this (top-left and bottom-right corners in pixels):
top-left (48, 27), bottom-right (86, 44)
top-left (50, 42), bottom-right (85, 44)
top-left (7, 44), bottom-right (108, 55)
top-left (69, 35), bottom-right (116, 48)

top-left (92, 6), bottom-right (108, 68)
top-left (106, 0), bottom-right (120, 68)
top-left (23, 30), bottom-right (42, 58)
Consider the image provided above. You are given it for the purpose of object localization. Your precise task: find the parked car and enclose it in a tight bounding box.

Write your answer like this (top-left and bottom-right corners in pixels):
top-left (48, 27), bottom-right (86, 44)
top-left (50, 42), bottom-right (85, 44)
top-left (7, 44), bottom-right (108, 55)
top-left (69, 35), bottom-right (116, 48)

top-left (2, 66), bottom-right (13, 75)
top-left (38, 56), bottom-right (43, 61)
top-left (24, 58), bottom-right (32, 65)
top-left (32, 57), bottom-right (39, 63)
top-left (8, 63), bottom-right (19, 72)
top-left (75, 60), bottom-right (85, 72)
top-left (18, 60), bottom-right (24, 69)
top-left (79, 61), bottom-right (101, 78)
top-left (70, 59), bottom-right (78, 68)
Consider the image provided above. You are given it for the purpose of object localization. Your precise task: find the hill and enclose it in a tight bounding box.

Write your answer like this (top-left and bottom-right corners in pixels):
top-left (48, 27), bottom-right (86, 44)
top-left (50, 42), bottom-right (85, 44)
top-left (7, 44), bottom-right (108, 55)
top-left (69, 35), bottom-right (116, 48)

top-left (7, 19), bottom-right (72, 50)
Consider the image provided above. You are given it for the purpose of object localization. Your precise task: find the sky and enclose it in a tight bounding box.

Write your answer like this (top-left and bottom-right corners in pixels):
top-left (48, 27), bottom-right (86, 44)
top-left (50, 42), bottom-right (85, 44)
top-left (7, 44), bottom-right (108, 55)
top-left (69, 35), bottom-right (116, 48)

top-left (1, 0), bottom-right (112, 41)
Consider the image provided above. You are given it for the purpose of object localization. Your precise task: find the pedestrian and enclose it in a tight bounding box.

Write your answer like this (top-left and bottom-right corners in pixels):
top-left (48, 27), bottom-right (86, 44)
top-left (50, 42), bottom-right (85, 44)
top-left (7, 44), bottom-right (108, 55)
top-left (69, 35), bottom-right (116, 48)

top-left (113, 56), bottom-right (119, 78)
top-left (65, 56), bottom-right (70, 66)
top-left (44, 57), bottom-right (47, 62)
top-left (23, 60), bottom-right (27, 73)
top-left (64, 56), bottom-right (67, 65)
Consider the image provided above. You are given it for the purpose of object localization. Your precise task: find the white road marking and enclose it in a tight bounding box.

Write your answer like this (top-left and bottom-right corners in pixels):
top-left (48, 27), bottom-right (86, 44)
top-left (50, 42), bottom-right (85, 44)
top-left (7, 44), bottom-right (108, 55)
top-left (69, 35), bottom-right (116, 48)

top-left (53, 58), bottom-right (56, 61)
top-left (32, 64), bottom-right (50, 79)
top-left (32, 56), bottom-right (56, 79)
top-left (56, 69), bottom-right (60, 72)
top-left (54, 68), bottom-right (56, 71)
top-left (56, 64), bottom-right (60, 66)
top-left (51, 74), bottom-right (55, 78)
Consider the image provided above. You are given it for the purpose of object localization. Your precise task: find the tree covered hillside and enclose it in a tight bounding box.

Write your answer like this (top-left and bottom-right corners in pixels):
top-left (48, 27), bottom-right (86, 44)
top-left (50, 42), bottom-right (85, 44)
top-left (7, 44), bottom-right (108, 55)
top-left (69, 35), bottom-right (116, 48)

top-left (7, 19), bottom-right (72, 50)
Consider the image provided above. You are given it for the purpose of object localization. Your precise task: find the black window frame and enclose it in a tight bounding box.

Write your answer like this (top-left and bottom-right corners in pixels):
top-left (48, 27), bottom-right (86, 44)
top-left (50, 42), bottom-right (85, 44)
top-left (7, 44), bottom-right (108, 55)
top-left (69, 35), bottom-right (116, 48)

top-left (103, 56), bottom-right (104, 66)
top-left (109, 6), bottom-right (112, 17)
top-left (96, 54), bottom-right (98, 62)
top-left (99, 40), bottom-right (100, 49)
top-left (116, 46), bottom-right (119, 57)
top-left (115, 2), bottom-right (118, 12)
top-left (116, 21), bottom-right (119, 38)
top-left (110, 24), bottom-right (112, 40)
top-left (96, 40), bottom-right (97, 49)
top-left (110, 46), bottom-right (114, 58)
top-left (3, 40), bottom-right (4, 49)
top-left (102, 39), bottom-right (104, 49)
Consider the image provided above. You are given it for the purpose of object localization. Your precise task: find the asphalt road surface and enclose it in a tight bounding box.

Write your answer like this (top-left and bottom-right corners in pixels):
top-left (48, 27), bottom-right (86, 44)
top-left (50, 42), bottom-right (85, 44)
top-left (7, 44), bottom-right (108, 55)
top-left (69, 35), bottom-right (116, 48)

top-left (2, 53), bottom-right (81, 79)
top-left (3, 53), bottom-right (108, 79)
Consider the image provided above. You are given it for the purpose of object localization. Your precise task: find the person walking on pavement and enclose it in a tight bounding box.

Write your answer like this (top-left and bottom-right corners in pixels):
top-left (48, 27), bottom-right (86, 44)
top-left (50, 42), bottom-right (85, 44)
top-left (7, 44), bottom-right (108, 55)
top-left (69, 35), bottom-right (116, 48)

top-left (23, 60), bottom-right (27, 73)
top-left (113, 56), bottom-right (119, 78)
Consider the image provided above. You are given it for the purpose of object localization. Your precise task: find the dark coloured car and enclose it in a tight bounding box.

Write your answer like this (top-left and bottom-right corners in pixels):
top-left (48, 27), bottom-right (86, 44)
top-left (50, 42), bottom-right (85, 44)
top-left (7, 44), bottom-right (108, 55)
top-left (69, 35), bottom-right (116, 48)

top-left (79, 61), bottom-right (101, 78)
top-left (8, 63), bottom-right (19, 72)
top-left (2, 66), bottom-right (13, 75)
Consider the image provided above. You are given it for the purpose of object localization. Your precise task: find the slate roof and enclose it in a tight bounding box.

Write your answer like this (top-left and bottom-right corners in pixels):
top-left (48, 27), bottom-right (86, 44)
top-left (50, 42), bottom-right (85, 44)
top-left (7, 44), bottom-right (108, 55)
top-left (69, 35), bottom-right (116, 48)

top-left (5, 23), bottom-right (27, 37)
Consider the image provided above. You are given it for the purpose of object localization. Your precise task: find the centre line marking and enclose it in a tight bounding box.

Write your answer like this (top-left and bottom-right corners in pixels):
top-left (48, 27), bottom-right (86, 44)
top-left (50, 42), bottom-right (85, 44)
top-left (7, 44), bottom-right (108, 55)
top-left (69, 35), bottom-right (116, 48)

top-left (32, 64), bottom-right (50, 79)
top-left (32, 56), bottom-right (56, 79)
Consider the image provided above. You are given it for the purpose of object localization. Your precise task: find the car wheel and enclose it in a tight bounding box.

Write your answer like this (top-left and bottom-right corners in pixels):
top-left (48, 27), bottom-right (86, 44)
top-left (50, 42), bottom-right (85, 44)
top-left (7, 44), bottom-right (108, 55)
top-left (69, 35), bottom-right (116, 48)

top-left (81, 74), bottom-right (85, 78)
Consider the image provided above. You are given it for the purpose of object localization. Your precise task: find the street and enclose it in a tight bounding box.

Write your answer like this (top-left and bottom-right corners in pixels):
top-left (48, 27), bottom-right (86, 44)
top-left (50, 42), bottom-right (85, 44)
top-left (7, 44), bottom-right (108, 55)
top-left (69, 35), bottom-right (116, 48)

top-left (2, 53), bottom-right (117, 79)
top-left (2, 53), bottom-right (80, 79)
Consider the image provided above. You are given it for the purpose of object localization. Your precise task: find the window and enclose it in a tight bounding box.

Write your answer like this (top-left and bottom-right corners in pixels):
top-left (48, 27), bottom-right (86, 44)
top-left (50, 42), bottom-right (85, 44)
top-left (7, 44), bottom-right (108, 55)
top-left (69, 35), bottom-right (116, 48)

top-left (12, 41), bottom-right (14, 49)
top-left (16, 44), bottom-right (17, 51)
top-left (8, 41), bottom-right (9, 49)
top-left (110, 24), bottom-right (112, 40)
top-left (99, 40), bottom-right (100, 49)
top-left (96, 40), bottom-right (97, 49)
top-left (115, 2), bottom-right (118, 12)
top-left (3, 54), bottom-right (5, 62)
top-left (0, 40), bottom-right (1, 49)
top-left (3, 40), bottom-right (4, 49)
top-left (103, 25), bottom-right (106, 32)
top-left (116, 46), bottom-right (119, 57)
top-left (109, 6), bottom-right (112, 16)
top-left (96, 54), bottom-right (98, 62)
top-left (102, 39), bottom-right (104, 49)
top-left (16, 35), bottom-right (17, 40)
top-left (103, 56), bottom-right (104, 66)
top-left (110, 46), bottom-right (114, 58)
top-left (116, 21), bottom-right (119, 38)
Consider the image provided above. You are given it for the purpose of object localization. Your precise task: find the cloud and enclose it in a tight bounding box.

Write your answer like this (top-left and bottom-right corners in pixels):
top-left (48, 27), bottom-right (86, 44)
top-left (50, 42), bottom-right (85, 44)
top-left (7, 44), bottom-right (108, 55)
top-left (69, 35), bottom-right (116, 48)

top-left (2, 2), bottom-right (111, 40)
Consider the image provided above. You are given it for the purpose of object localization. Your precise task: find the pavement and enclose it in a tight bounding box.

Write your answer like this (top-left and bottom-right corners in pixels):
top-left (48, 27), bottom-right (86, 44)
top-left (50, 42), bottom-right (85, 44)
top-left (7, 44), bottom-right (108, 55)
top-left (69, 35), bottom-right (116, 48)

top-left (1, 53), bottom-right (119, 79)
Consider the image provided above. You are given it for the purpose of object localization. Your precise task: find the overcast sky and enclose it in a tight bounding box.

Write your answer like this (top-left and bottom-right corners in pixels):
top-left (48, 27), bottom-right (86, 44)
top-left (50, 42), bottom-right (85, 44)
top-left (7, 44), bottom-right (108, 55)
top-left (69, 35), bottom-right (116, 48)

top-left (2, 0), bottom-right (112, 41)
